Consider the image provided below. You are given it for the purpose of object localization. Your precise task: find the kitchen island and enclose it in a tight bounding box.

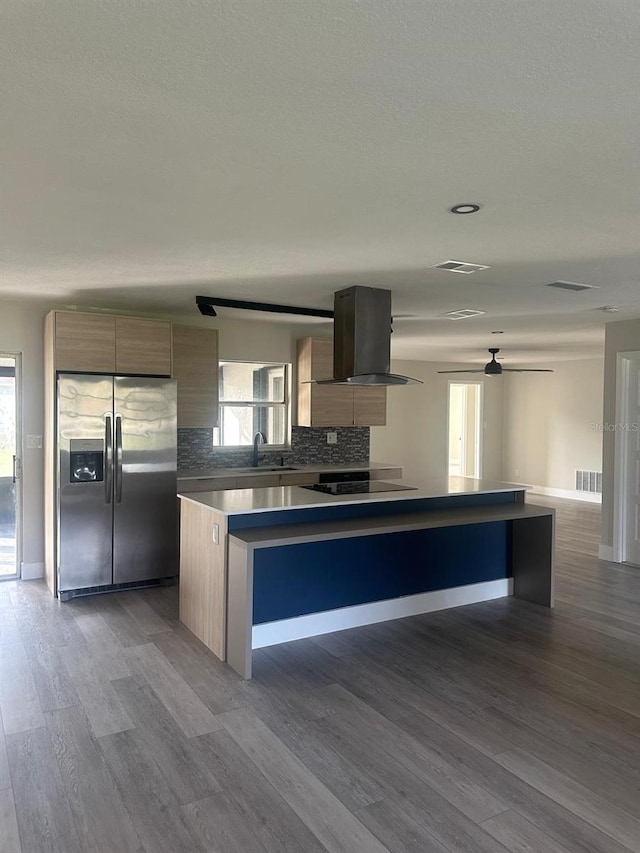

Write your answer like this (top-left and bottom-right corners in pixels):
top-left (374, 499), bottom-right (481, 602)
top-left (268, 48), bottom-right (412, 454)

top-left (178, 477), bottom-right (554, 678)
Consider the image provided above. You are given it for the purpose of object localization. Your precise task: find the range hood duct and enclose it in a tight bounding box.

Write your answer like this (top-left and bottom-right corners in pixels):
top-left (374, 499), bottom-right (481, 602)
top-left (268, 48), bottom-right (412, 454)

top-left (315, 286), bottom-right (422, 386)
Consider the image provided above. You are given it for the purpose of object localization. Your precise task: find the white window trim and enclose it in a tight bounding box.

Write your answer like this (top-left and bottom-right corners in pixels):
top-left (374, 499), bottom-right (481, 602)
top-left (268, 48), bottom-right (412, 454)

top-left (212, 360), bottom-right (292, 450)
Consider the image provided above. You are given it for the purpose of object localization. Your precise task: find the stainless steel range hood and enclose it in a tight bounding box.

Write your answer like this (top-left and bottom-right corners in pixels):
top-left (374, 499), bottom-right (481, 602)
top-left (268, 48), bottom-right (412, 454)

top-left (315, 286), bottom-right (422, 386)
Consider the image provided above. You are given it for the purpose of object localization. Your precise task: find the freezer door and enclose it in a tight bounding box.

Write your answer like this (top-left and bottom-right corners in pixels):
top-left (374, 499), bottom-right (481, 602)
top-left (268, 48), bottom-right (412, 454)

top-left (113, 377), bottom-right (177, 584)
top-left (58, 374), bottom-right (114, 592)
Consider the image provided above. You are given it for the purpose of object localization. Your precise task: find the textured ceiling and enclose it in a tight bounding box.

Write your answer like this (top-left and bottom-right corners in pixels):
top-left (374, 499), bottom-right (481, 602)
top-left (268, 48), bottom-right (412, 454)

top-left (2, 0), bottom-right (640, 362)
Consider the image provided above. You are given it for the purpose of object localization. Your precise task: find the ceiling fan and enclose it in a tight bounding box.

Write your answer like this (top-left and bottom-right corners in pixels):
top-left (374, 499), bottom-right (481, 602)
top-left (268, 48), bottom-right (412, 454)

top-left (438, 348), bottom-right (554, 376)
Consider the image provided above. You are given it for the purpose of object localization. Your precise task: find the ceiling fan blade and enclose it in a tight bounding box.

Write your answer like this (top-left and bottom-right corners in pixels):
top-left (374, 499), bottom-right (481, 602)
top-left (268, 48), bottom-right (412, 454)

top-left (437, 369), bottom-right (485, 374)
top-left (501, 368), bottom-right (554, 373)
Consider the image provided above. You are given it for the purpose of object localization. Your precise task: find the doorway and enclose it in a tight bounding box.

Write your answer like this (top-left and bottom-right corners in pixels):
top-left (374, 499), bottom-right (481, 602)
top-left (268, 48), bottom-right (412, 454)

top-left (447, 382), bottom-right (482, 479)
top-left (0, 355), bottom-right (20, 579)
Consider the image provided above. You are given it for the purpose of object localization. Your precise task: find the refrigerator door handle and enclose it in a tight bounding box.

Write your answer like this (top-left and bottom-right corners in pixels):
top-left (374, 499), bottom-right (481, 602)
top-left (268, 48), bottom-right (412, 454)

top-left (104, 414), bottom-right (113, 504)
top-left (115, 415), bottom-right (123, 503)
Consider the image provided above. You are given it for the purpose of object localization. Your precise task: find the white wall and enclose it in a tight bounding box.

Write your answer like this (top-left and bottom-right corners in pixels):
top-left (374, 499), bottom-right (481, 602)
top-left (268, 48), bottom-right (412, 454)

top-left (370, 360), bottom-right (505, 481)
top-left (501, 359), bottom-right (604, 498)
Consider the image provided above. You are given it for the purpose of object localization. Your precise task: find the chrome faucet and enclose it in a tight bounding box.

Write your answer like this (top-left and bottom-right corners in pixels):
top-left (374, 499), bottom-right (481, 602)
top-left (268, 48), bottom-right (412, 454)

top-left (252, 431), bottom-right (267, 467)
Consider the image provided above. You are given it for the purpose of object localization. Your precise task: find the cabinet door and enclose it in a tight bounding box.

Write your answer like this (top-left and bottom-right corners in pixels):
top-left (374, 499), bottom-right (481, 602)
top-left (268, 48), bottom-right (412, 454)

top-left (369, 467), bottom-right (402, 480)
top-left (115, 317), bottom-right (172, 376)
top-left (310, 338), bottom-right (334, 379)
top-left (178, 477), bottom-right (237, 492)
top-left (310, 386), bottom-right (354, 426)
top-left (353, 387), bottom-right (387, 426)
top-left (236, 474), bottom-right (281, 488)
top-left (172, 326), bottom-right (219, 427)
top-left (297, 336), bottom-right (354, 427)
top-left (279, 472), bottom-right (320, 486)
top-left (54, 313), bottom-right (116, 373)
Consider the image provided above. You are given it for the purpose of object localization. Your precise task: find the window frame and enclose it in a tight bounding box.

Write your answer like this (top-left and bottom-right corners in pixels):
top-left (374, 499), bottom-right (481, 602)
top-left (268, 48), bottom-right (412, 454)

top-left (212, 359), bottom-right (291, 450)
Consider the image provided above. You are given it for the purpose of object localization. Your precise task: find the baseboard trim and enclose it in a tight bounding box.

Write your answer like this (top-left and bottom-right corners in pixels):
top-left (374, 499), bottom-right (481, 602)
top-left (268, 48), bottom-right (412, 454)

top-left (598, 544), bottom-right (615, 561)
top-left (252, 578), bottom-right (513, 649)
top-left (21, 562), bottom-right (45, 580)
top-left (528, 486), bottom-right (601, 504)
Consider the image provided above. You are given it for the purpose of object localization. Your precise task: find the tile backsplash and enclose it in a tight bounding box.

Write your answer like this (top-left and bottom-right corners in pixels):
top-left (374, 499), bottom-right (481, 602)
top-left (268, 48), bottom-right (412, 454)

top-left (178, 426), bottom-right (370, 471)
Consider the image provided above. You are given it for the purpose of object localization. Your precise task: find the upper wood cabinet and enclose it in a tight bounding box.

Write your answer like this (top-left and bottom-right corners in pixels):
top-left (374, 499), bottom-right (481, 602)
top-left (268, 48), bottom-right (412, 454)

top-left (49, 311), bottom-right (172, 376)
top-left (297, 337), bottom-right (387, 427)
top-left (172, 326), bottom-right (219, 428)
top-left (54, 312), bottom-right (117, 373)
top-left (116, 317), bottom-right (172, 376)
top-left (353, 387), bottom-right (387, 426)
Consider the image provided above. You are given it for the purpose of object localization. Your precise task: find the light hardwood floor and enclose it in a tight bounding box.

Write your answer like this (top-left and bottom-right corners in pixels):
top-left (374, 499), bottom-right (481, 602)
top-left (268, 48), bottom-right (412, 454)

top-left (1, 496), bottom-right (639, 853)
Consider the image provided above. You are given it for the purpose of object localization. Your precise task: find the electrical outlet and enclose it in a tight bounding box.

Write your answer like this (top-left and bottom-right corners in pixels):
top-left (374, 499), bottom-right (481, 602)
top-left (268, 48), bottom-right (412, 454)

top-left (27, 434), bottom-right (42, 449)
top-left (327, 432), bottom-right (338, 445)
top-left (514, 468), bottom-right (520, 477)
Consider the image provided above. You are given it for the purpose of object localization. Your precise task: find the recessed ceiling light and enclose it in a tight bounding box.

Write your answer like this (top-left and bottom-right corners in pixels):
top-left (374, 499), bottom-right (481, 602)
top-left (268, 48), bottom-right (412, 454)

top-left (441, 308), bottom-right (486, 320)
top-left (432, 260), bottom-right (490, 274)
top-left (450, 203), bottom-right (481, 214)
top-left (545, 280), bottom-right (598, 292)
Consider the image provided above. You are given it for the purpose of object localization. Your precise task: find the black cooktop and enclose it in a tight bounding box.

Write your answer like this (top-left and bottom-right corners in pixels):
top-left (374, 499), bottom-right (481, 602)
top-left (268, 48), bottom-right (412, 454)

top-left (301, 481), bottom-right (417, 496)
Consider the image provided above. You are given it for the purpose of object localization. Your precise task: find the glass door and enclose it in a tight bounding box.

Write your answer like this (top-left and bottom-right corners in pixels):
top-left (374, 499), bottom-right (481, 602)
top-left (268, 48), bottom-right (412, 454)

top-left (0, 355), bottom-right (20, 579)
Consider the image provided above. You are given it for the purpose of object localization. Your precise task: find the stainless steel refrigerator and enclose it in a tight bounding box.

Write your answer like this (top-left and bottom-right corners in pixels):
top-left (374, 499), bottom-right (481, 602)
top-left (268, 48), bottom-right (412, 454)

top-left (56, 373), bottom-right (177, 600)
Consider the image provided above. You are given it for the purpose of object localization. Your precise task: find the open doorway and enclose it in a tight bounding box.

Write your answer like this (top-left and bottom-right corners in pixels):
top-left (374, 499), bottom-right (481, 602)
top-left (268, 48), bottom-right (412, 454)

top-left (447, 382), bottom-right (482, 479)
top-left (0, 355), bottom-right (20, 579)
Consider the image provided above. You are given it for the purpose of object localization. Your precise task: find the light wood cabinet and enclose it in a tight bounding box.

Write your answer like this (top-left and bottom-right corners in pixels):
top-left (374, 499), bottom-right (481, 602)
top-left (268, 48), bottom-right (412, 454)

top-left (54, 312), bottom-right (116, 373)
top-left (179, 477), bottom-right (237, 492)
top-left (354, 386), bottom-right (387, 426)
top-left (279, 471), bottom-right (320, 486)
top-left (297, 337), bottom-right (387, 426)
top-left (172, 326), bottom-right (219, 428)
top-left (236, 474), bottom-right (281, 488)
top-left (49, 311), bottom-right (172, 376)
top-left (180, 501), bottom-right (227, 659)
top-left (369, 467), bottom-right (403, 480)
top-left (115, 317), bottom-right (172, 375)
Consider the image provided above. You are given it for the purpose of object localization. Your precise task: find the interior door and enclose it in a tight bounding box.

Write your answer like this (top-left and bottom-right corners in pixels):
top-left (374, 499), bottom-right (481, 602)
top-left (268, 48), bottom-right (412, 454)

top-left (58, 374), bottom-right (114, 592)
top-left (0, 355), bottom-right (19, 579)
top-left (447, 382), bottom-right (482, 479)
top-left (113, 377), bottom-right (177, 584)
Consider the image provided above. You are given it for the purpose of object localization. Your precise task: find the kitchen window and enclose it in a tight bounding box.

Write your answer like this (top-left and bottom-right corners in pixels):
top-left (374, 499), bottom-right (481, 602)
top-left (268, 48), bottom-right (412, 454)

top-left (213, 361), bottom-right (289, 447)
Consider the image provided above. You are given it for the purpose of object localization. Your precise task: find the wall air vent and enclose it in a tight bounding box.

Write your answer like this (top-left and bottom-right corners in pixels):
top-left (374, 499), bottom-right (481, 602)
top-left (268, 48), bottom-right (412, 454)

top-left (432, 260), bottom-right (490, 274)
top-left (575, 470), bottom-right (602, 494)
top-left (441, 308), bottom-right (486, 320)
top-left (546, 281), bottom-right (598, 292)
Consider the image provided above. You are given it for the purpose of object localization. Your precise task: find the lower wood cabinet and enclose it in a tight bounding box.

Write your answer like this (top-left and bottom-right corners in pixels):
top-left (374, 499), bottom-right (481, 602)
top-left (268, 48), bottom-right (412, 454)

top-left (178, 477), bottom-right (238, 492)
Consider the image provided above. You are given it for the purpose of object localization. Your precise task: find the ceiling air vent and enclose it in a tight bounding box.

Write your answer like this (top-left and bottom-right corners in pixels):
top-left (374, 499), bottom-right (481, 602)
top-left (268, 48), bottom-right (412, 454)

top-left (432, 260), bottom-right (490, 274)
top-left (546, 280), bottom-right (598, 292)
top-left (441, 308), bottom-right (486, 320)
